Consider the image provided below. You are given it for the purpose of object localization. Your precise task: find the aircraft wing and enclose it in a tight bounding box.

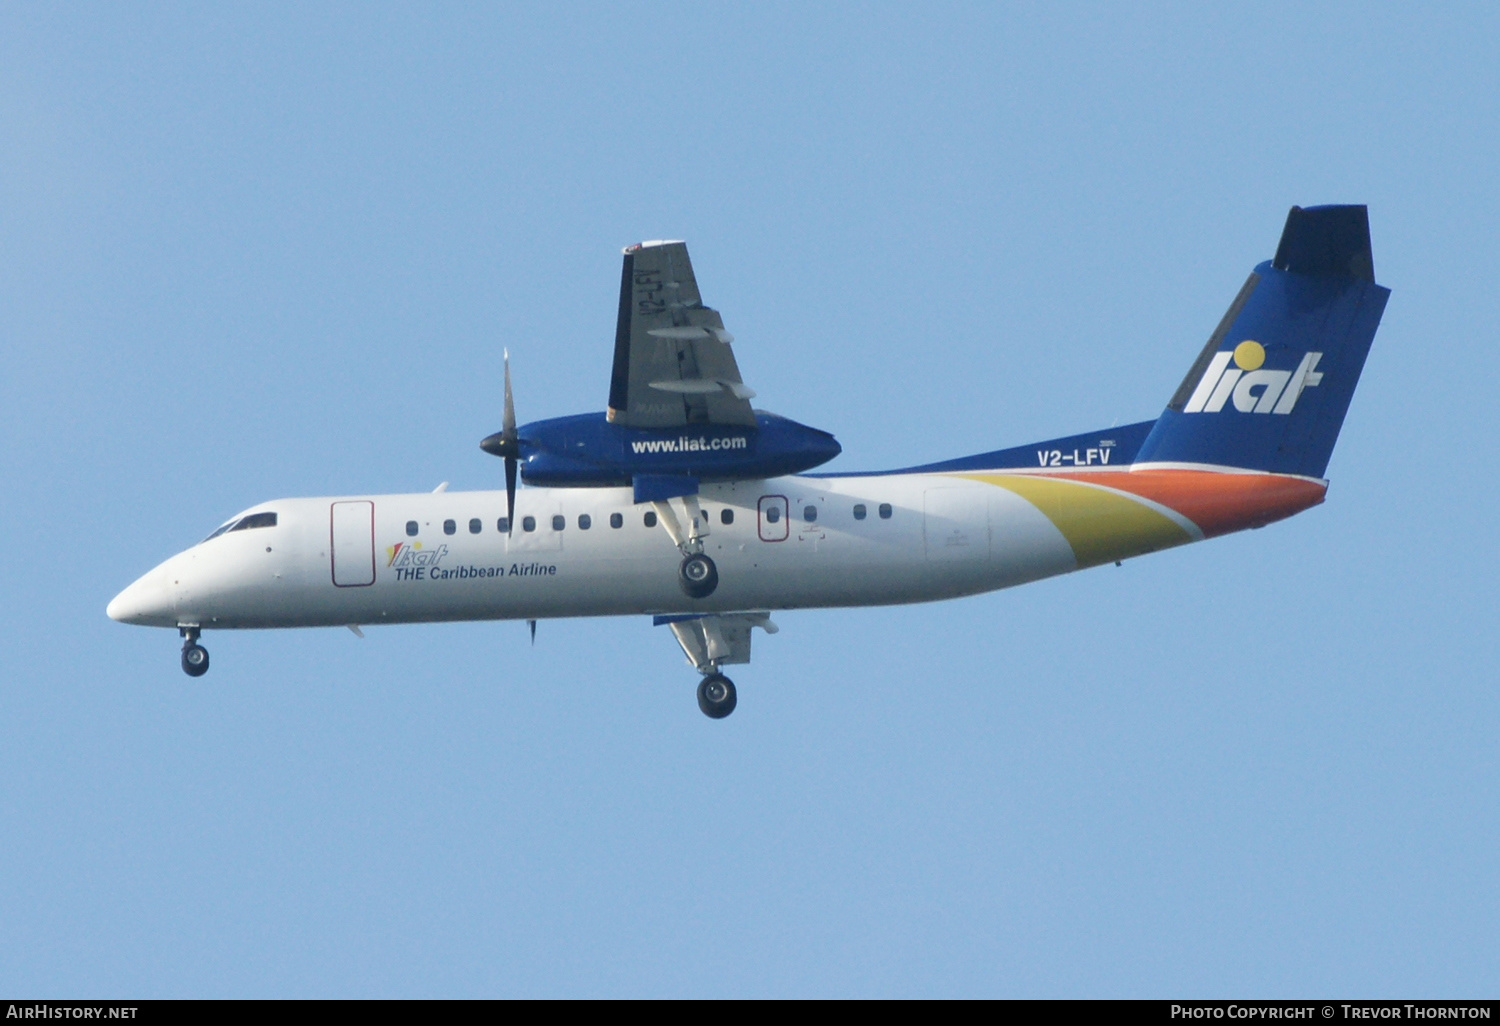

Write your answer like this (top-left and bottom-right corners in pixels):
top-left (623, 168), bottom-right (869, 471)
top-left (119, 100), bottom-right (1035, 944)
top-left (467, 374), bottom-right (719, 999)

top-left (607, 241), bottom-right (758, 428)
top-left (655, 611), bottom-right (779, 672)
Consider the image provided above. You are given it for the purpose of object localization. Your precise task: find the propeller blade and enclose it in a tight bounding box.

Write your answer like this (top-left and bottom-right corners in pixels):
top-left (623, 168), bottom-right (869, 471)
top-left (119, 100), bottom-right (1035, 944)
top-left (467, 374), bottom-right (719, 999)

top-left (505, 456), bottom-right (517, 535)
top-left (503, 349), bottom-right (516, 441)
top-left (481, 350), bottom-right (521, 460)
top-left (479, 348), bottom-right (519, 535)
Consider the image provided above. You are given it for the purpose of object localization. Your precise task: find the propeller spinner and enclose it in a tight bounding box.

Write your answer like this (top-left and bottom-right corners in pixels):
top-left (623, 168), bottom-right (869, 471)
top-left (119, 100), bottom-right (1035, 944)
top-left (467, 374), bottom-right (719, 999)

top-left (478, 350), bottom-right (520, 534)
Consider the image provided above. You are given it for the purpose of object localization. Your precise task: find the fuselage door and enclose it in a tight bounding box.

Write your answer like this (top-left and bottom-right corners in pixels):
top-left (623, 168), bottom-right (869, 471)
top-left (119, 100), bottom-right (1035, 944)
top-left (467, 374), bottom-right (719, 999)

top-left (331, 500), bottom-right (376, 586)
top-left (758, 494), bottom-right (789, 542)
top-left (923, 487), bottom-right (990, 562)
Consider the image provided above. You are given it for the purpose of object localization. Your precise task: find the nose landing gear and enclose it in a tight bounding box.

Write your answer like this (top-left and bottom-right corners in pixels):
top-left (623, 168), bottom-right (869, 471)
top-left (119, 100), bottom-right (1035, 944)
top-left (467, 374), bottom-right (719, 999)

top-left (179, 625), bottom-right (209, 677)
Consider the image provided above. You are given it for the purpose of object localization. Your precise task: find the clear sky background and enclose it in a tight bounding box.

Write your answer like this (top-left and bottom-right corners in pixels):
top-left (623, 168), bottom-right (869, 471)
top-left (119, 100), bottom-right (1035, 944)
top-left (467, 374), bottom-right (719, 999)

top-left (2, 3), bottom-right (1496, 998)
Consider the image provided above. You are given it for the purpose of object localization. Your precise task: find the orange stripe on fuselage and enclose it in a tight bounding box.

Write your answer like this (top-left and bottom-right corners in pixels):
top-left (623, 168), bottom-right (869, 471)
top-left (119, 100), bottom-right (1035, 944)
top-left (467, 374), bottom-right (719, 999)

top-left (1023, 469), bottom-right (1327, 538)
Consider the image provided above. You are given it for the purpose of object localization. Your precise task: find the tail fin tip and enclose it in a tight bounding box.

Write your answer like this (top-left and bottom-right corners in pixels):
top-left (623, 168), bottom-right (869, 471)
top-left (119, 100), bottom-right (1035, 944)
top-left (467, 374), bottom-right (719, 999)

top-left (1272, 204), bottom-right (1374, 283)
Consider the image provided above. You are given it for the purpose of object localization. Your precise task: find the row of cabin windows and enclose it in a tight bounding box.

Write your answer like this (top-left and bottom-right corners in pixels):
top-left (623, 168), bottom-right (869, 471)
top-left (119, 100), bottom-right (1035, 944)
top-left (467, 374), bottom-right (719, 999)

top-left (408, 511), bottom-right (670, 535)
top-left (403, 502), bottom-right (894, 538)
top-left (762, 502), bottom-right (892, 525)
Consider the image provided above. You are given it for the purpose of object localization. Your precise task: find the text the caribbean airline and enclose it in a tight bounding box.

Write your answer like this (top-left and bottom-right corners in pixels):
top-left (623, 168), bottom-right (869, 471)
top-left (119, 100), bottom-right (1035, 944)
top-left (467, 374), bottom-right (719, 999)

top-left (108, 205), bottom-right (1390, 718)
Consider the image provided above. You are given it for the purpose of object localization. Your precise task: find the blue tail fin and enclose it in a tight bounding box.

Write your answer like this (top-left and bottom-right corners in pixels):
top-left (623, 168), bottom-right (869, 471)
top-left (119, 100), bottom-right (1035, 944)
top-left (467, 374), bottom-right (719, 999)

top-left (1135, 205), bottom-right (1390, 478)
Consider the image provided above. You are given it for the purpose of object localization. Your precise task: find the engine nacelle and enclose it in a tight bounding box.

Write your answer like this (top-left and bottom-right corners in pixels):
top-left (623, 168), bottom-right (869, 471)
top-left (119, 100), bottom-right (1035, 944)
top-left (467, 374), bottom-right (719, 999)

top-left (490, 411), bottom-right (841, 487)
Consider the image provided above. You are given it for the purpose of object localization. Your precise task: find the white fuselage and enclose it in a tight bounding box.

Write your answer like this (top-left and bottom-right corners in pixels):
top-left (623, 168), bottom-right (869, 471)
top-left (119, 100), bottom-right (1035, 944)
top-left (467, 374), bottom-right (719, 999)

top-left (107, 471), bottom-right (1093, 631)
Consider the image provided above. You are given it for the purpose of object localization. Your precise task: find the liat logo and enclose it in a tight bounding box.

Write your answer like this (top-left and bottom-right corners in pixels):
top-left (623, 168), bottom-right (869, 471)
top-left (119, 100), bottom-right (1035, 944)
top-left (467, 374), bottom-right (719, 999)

top-left (385, 541), bottom-right (449, 568)
top-left (1184, 340), bottom-right (1324, 415)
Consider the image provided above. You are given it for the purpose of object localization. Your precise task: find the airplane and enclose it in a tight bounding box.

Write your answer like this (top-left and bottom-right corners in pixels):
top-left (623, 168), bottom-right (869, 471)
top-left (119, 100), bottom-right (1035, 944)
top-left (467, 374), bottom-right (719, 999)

top-left (108, 205), bottom-right (1389, 719)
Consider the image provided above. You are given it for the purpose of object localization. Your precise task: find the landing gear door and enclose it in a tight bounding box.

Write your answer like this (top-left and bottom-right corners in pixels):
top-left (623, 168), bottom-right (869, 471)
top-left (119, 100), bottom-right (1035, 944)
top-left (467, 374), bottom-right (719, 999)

top-left (758, 495), bottom-right (789, 542)
top-left (331, 501), bottom-right (376, 586)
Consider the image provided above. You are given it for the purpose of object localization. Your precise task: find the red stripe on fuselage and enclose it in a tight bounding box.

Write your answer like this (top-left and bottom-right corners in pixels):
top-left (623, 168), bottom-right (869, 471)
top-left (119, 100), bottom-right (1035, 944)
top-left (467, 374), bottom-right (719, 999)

top-left (1030, 469), bottom-right (1327, 538)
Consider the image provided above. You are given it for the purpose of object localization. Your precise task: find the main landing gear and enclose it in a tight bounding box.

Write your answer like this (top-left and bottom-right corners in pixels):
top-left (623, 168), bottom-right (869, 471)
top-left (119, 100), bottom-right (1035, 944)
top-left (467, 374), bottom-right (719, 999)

top-left (661, 612), bottom-right (775, 720)
top-left (650, 494), bottom-right (720, 599)
top-left (697, 673), bottom-right (737, 719)
top-left (679, 552), bottom-right (718, 599)
top-left (180, 625), bottom-right (209, 677)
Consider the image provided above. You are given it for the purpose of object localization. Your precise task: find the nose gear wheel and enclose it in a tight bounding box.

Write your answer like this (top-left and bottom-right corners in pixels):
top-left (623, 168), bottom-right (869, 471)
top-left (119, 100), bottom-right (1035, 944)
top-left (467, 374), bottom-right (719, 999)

top-left (181, 644), bottom-right (209, 676)
top-left (179, 626), bottom-right (209, 677)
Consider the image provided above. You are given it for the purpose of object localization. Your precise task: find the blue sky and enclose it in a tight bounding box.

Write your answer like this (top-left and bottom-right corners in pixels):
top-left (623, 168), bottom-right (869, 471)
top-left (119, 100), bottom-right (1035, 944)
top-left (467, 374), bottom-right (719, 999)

top-left (2, 4), bottom-right (1496, 997)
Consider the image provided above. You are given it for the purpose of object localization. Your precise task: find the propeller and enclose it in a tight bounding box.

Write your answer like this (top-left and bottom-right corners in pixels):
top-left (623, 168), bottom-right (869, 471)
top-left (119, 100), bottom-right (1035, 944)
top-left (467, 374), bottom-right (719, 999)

top-left (479, 349), bottom-right (520, 534)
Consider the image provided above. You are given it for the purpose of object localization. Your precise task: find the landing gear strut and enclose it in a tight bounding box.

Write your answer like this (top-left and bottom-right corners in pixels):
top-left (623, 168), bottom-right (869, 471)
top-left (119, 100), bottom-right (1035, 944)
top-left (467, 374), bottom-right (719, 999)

top-left (697, 673), bottom-right (737, 719)
top-left (650, 494), bottom-right (720, 599)
top-left (180, 625), bottom-right (209, 678)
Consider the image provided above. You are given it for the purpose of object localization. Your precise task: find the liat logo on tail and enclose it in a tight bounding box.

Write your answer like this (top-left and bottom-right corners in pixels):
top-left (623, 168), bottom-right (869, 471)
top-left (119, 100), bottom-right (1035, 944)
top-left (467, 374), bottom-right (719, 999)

top-left (1183, 340), bottom-right (1324, 415)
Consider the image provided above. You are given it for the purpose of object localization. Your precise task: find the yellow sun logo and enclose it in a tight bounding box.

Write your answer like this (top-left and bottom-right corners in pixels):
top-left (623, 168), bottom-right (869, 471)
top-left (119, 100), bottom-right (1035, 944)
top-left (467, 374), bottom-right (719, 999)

top-left (1233, 339), bottom-right (1265, 370)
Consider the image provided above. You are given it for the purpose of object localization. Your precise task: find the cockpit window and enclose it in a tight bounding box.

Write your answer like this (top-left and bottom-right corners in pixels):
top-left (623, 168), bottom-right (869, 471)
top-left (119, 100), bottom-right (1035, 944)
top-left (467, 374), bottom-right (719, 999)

top-left (205, 511), bottom-right (278, 543)
top-left (230, 512), bottom-right (278, 532)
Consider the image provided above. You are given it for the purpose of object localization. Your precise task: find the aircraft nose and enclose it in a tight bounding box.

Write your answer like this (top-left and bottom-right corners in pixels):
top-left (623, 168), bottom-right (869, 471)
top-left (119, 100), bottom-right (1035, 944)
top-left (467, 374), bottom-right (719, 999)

top-left (107, 568), bottom-right (175, 626)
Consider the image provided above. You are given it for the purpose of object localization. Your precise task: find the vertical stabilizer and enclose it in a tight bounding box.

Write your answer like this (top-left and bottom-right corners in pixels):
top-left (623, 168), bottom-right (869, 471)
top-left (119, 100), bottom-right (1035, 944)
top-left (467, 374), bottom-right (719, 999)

top-left (1135, 205), bottom-right (1390, 478)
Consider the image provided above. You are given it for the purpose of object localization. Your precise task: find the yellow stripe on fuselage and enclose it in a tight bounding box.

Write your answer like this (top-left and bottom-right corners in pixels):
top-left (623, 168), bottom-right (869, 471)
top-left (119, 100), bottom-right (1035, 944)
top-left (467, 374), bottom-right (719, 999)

top-left (968, 474), bottom-right (1193, 569)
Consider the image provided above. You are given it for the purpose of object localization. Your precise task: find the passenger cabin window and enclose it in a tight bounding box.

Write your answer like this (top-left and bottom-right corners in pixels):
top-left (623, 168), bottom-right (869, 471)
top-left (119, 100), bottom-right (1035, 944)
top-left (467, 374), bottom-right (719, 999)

top-left (497, 517), bottom-right (510, 533)
top-left (443, 519), bottom-right (456, 535)
top-left (552, 515), bottom-right (566, 531)
top-left (803, 505), bottom-right (818, 523)
top-left (578, 514), bottom-right (592, 530)
top-left (879, 503), bottom-right (893, 519)
top-left (469, 518), bottom-right (482, 534)
top-left (610, 513), bottom-right (623, 529)
top-left (721, 509), bottom-right (734, 525)
top-left (765, 506), bottom-right (781, 524)
top-left (406, 520), bottom-right (419, 537)
top-left (522, 516), bottom-right (537, 532)
top-left (853, 504), bottom-right (867, 520)
top-left (644, 511), bottom-right (658, 528)
top-left (230, 512), bottom-right (278, 532)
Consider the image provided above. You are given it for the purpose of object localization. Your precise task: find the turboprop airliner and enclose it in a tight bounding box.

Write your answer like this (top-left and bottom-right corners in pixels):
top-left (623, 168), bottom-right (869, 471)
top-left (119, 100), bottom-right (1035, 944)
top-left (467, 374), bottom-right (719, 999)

top-left (108, 205), bottom-right (1389, 718)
